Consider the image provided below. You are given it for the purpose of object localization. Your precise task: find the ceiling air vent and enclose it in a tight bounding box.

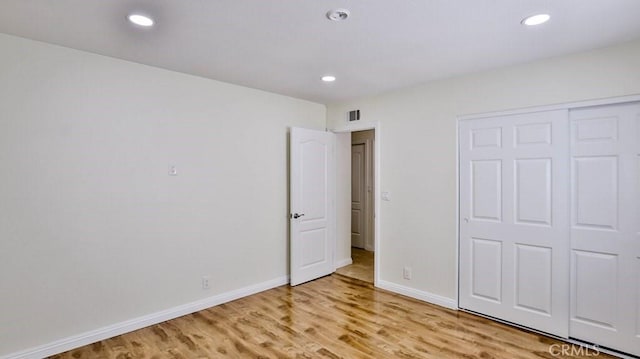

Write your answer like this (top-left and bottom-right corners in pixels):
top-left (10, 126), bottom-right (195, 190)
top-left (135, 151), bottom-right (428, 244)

top-left (349, 110), bottom-right (360, 122)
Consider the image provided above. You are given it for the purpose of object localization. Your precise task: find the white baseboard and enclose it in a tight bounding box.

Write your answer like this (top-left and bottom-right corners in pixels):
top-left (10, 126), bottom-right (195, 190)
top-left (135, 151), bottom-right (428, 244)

top-left (2, 276), bottom-right (289, 359)
top-left (377, 280), bottom-right (458, 310)
top-left (334, 257), bottom-right (353, 269)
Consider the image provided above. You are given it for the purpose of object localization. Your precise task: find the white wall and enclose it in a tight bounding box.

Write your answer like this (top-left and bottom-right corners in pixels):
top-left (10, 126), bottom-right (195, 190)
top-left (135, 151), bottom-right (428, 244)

top-left (328, 39), bottom-right (640, 302)
top-left (0, 33), bottom-right (325, 356)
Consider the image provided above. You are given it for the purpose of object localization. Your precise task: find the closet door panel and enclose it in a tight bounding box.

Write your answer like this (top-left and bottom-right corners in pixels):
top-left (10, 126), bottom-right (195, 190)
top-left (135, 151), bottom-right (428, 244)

top-left (459, 110), bottom-right (569, 337)
top-left (569, 103), bottom-right (640, 356)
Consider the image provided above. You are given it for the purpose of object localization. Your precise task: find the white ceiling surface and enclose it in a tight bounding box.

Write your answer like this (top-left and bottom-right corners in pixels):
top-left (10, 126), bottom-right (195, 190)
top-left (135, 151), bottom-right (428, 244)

top-left (1, 1), bottom-right (640, 104)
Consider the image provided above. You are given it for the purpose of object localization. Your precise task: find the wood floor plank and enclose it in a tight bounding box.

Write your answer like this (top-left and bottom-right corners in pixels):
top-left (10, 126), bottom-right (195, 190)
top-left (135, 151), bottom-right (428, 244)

top-left (335, 248), bottom-right (374, 283)
top-left (49, 275), bottom-right (610, 359)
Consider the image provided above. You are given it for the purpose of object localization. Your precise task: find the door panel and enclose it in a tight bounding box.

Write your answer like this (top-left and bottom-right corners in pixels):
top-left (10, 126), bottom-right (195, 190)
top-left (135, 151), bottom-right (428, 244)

top-left (515, 244), bottom-right (552, 314)
top-left (572, 250), bottom-right (618, 329)
top-left (290, 127), bottom-right (335, 286)
top-left (459, 110), bottom-right (569, 337)
top-left (301, 229), bottom-right (328, 267)
top-left (471, 238), bottom-right (502, 302)
top-left (515, 159), bottom-right (551, 225)
top-left (574, 117), bottom-right (618, 142)
top-left (569, 103), bottom-right (640, 356)
top-left (471, 127), bottom-right (502, 148)
top-left (471, 160), bottom-right (502, 222)
top-left (573, 156), bottom-right (618, 230)
top-left (351, 144), bottom-right (365, 249)
top-left (515, 123), bottom-right (551, 146)
top-left (301, 141), bottom-right (328, 221)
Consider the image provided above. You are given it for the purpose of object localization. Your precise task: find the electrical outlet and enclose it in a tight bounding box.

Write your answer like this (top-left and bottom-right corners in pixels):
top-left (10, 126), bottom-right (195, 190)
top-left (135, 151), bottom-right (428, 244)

top-left (168, 164), bottom-right (178, 176)
top-left (403, 266), bottom-right (412, 280)
top-left (202, 276), bottom-right (210, 290)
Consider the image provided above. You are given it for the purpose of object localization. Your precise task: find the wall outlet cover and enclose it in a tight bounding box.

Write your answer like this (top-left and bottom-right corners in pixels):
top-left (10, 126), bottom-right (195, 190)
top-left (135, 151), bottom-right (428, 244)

top-left (403, 266), bottom-right (412, 280)
top-left (201, 276), bottom-right (210, 290)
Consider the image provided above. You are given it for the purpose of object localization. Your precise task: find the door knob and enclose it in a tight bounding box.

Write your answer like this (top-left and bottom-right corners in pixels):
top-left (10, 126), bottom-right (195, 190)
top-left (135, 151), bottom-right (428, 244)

top-left (292, 213), bottom-right (305, 219)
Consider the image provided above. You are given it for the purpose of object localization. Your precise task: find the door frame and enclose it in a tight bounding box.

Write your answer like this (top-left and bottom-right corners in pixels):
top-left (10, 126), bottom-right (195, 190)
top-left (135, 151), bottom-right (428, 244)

top-left (331, 121), bottom-right (381, 286)
top-left (456, 93), bottom-right (640, 307)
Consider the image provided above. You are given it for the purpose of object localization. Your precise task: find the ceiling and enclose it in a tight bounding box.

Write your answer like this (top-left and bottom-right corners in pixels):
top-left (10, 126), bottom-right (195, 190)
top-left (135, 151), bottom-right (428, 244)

top-left (1, 1), bottom-right (640, 104)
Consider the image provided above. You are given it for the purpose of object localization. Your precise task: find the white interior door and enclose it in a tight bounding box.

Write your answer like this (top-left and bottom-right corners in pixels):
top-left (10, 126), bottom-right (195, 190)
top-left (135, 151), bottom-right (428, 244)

top-left (290, 127), bottom-right (335, 286)
top-left (351, 143), bottom-right (366, 249)
top-left (459, 110), bottom-right (570, 337)
top-left (569, 103), bottom-right (640, 356)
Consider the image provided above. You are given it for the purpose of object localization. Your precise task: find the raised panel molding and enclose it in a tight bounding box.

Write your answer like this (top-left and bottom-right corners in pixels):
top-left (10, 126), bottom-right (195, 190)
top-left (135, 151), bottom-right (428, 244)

top-left (471, 238), bottom-right (502, 302)
top-left (574, 117), bottom-right (619, 143)
top-left (301, 140), bottom-right (327, 220)
top-left (515, 244), bottom-right (552, 315)
top-left (572, 250), bottom-right (618, 329)
top-left (351, 151), bottom-right (363, 202)
top-left (515, 158), bottom-right (552, 226)
top-left (471, 127), bottom-right (502, 149)
top-left (572, 156), bottom-right (618, 230)
top-left (515, 123), bottom-right (552, 146)
top-left (351, 210), bottom-right (360, 232)
top-left (471, 160), bottom-right (502, 222)
top-left (301, 228), bottom-right (327, 267)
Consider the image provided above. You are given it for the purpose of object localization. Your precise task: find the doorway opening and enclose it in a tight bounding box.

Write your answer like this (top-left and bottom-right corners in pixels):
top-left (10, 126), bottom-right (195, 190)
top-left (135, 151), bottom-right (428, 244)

top-left (336, 129), bottom-right (375, 283)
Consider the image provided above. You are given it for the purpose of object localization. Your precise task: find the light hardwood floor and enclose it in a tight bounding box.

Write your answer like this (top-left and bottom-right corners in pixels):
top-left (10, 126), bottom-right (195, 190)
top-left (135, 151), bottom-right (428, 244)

top-left (335, 248), bottom-right (374, 283)
top-left (49, 275), bottom-right (608, 358)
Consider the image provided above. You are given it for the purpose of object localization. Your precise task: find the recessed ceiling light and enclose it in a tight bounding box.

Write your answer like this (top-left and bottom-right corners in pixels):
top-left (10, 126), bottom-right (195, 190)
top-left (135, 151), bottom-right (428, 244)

top-left (128, 14), bottom-right (154, 27)
top-left (321, 75), bottom-right (336, 82)
top-left (326, 9), bottom-right (350, 21)
top-left (521, 14), bottom-right (550, 26)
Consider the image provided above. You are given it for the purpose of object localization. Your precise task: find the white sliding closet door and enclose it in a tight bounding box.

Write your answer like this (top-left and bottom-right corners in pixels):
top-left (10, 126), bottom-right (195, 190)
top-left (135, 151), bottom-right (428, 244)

top-left (569, 103), bottom-right (640, 356)
top-left (459, 110), bottom-right (569, 337)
